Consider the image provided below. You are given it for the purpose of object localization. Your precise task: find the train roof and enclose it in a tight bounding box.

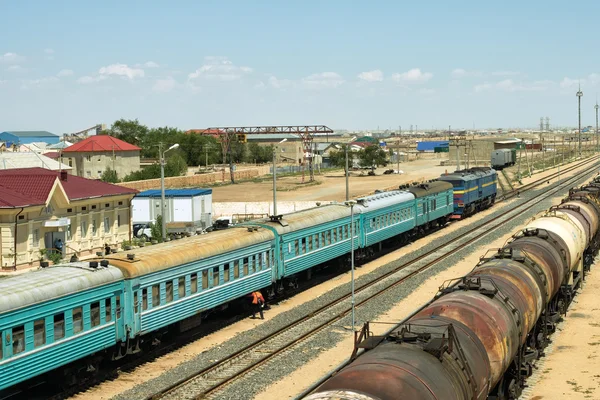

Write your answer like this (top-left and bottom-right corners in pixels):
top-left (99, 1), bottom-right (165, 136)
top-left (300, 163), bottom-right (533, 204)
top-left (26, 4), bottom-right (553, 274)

top-left (355, 190), bottom-right (415, 211)
top-left (439, 167), bottom-right (496, 182)
top-left (252, 204), bottom-right (352, 234)
top-left (104, 226), bottom-right (275, 278)
top-left (0, 263), bottom-right (124, 314)
top-left (406, 181), bottom-right (453, 198)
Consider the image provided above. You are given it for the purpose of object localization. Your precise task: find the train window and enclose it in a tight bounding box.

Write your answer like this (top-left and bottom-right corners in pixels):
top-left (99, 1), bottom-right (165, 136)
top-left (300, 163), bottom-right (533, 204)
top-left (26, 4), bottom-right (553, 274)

top-left (12, 326), bottom-right (25, 355)
top-left (243, 258), bottom-right (249, 275)
top-left (313, 234), bottom-right (319, 248)
top-left (326, 231), bottom-right (331, 245)
top-left (301, 238), bottom-right (306, 253)
top-left (320, 232), bottom-right (325, 247)
top-left (191, 273), bottom-right (198, 293)
top-left (73, 307), bottom-right (83, 334)
top-left (224, 264), bottom-right (230, 283)
top-left (116, 296), bottom-right (121, 319)
top-left (265, 251), bottom-right (270, 268)
top-left (202, 270), bottom-right (209, 289)
top-left (179, 277), bottom-right (186, 298)
top-left (166, 282), bottom-right (174, 302)
top-left (105, 298), bottom-right (112, 322)
top-left (34, 319), bottom-right (46, 347)
top-left (447, 194), bottom-right (451, 205)
top-left (54, 313), bottom-right (65, 340)
top-left (333, 229), bottom-right (337, 242)
top-left (294, 240), bottom-right (299, 255)
top-left (212, 267), bottom-right (220, 286)
top-left (134, 291), bottom-right (139, 314)
top-left (344, 226), bottom-right (349, 239)
top-left (234, 260), bottom-right (240, 278)
top-left (308, 236), bottom-right (313, 251)
top-left (432, 199), bottom-right (437, 210)
top-left (153, 285), bottom-right (160, 306)
top-left (142, 288), bottom-right (148, 311)
top-left (91, 302), bottom-right (101, 327)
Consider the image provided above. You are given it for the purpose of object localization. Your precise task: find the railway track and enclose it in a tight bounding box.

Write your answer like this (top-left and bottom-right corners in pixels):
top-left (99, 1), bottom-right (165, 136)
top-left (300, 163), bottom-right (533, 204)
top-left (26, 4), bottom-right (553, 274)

top-left (149, 157), bottom-right (600, 400)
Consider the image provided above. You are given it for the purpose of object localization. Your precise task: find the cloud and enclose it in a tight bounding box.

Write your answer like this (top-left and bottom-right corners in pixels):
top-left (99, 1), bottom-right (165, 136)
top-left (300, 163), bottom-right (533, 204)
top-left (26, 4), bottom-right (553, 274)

top-left (268, 75), bottom-right (293, 89)
top-left (135, 61), bottom-right (159, 68)
top-left (44, 48), bottom-right (54, 55)
top-left (57, 69), bottom-right (74, 77)
top-left (99, 63), bottom-right (144, 79)
top-left (392, 68), bottom-right (433, 84)
top-left (0, 52), bottom-right (23, 64)
top-left (77, 75), bottom-right (108, 84)
top-left (152, 76), bottom-right (177, 92)
top-left (474, 83), bottom-right (493, 92)
top-left (451, 68), bottom-right (483, 79)
top-left (302, 72), bottom-right (345, 88)
top-left (357, 69), bottom-right (383, 82)
top-left (560, 77), bottom-right (581, 89)
top-left (188, 56), bottom-right (252, 81)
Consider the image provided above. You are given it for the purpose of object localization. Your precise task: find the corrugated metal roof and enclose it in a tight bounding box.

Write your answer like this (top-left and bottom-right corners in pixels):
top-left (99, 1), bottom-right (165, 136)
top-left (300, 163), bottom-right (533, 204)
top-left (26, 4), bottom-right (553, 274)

top-left (0, 152), bottom-right (71, 171)
top-left (355, 190), bottom-right (415, 211)
top-left (1, 130), bottom-right (59, 138)
top-left (136, 188), bottom-right (212, 197)
top-left (494, 139), bottom-right (522, 144)
top-left (0, 264), bottom-right (124, 313)
top-left (63, 135), bottom-right (141, 152)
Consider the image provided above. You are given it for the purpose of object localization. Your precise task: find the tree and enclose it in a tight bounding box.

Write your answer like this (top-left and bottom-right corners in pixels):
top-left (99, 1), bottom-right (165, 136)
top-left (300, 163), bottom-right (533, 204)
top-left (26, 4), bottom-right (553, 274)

top-left (105, 119), bottom-right (149, 147)
top-left (328, 145), bottom-right (348, 169)
top-left (100, 168), bottom-right (119, 183)
top-left (358, 145), bottom-right (388, 169)
top-left (122, 154), bottom-right (188, 182)
top-left (150, 215), bottom-right (163, 242)
top-left (246, 143), bottom-right (273, 164)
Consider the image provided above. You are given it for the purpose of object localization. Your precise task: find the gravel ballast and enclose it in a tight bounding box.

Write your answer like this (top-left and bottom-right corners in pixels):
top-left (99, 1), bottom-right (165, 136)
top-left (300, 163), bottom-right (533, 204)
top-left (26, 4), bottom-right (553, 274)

top-left (113, 167), bottom-right (600, 400)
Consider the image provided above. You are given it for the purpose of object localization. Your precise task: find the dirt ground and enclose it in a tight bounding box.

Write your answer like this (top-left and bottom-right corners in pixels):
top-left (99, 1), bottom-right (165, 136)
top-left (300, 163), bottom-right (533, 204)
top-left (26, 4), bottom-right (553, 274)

top-left (212, 159), bottom-right (451, 202)
top-left (72, 158), bottom-right (595, 400)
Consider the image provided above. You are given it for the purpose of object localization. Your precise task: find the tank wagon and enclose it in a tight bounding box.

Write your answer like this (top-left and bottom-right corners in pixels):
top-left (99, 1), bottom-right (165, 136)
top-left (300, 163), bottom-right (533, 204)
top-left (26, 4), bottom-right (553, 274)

top-left (491, 148), bottom-right (516, 169)
top-left (439, 167), bottom-right (497, 218)
top-left (0, 181), bottom-right (455, 392)
top-left (305, 184), bottom-right (600, 400)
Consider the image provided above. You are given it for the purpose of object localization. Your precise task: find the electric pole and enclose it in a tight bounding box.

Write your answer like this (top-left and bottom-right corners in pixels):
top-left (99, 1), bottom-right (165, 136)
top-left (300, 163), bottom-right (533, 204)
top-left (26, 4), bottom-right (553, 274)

top-left (595, 100), bottom-right (599, 154)
top-left (577, 84), bottom-right (583, 157)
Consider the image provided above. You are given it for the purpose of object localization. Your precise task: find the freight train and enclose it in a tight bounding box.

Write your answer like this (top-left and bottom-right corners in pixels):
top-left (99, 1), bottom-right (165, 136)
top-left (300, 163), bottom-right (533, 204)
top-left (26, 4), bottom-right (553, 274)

top-left (0, 169), bottom-right (496, 393)
top-left (304, 178), bottom-right (600, 400)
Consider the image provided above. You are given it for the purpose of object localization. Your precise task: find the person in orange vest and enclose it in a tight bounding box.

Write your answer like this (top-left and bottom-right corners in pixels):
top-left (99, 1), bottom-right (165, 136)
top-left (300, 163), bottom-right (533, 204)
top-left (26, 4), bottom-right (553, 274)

top-left (250, 291), bottom-right (265, 320)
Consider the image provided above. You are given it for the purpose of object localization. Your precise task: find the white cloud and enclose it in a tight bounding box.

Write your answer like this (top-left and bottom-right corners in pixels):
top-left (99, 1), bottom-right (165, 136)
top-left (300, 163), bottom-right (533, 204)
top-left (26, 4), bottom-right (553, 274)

top-left (143, 61), bottom-right (159, 68)
top-left (451, 68), bottom-right (483, 79)
top-left (57, 69), bottom-right (74, 77)
top-left (188, 56), bottom-right (252, 81)
top-left (99, 63), bottom-right (144, 80)
top-left (44, 48), bottom-right (54, 54)
top-left (560, 77), bottom-right (581, 89)
top-left (268, 75), bottom-right (293, 89)
top-left (152, 76), bottom-right (177, 92)
top-left (357, 70), bottom-right (383, 82)
top-left (0, 52), bottom-right (23, 64)
top-left (392, 68), bottom-right (433, 84)
top-left (474, 82), bottom-right (493, 92)
top-left (77, 75), bottom-right (108, 84)
top-left (302, 72), bottom-right (345, 89)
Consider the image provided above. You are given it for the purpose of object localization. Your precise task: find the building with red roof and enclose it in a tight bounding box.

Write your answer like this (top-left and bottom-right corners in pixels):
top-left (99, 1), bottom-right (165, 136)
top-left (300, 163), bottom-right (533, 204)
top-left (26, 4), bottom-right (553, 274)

top-left (62, 135), bottom-right (141, 180)
top-left (0, 168), bottom-right (137, 270)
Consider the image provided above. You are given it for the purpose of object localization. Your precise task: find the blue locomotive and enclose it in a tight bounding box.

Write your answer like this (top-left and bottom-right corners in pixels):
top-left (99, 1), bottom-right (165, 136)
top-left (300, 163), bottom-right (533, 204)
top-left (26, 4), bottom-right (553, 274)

top-left (0, 178), bottom-right (487, 392)
top-left (438, 167), bottom-right (497, 218)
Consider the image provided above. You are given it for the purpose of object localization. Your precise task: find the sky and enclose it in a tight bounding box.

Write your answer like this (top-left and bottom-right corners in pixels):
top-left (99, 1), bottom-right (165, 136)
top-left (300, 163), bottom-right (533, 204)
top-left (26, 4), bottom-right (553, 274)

top-left (1, 0), bottom-right (600, 133)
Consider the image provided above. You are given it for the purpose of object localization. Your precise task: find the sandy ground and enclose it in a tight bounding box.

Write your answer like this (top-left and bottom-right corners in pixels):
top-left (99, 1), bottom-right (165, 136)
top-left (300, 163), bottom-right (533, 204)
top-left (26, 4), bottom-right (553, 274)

top-left (521, 272), bottom-right (600, 399)
top-left (72, 158), bottom-right (594, 400)
top-left (212, 159), bottom-right (451, 202)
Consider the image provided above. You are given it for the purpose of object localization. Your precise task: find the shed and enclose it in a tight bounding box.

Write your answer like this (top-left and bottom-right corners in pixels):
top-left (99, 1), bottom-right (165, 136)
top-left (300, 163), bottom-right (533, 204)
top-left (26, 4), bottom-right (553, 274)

top-left (493, 139), bottom-right (522, 150)
top-left (132, 188), bottom-right (213, 229)
top-left (416, 141), bottom-right (449, 152)
top-left (0, 131), bottom-right (60, 145)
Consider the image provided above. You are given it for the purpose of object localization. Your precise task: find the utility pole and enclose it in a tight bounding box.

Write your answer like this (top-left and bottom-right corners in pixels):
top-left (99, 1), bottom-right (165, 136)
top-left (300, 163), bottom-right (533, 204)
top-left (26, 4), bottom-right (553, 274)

top-left (577, 84), bottom-right (583, 157)
top-left (345, 145), bottom-right (350, 201)
top-left (272, 147), bottom-right (278, 217)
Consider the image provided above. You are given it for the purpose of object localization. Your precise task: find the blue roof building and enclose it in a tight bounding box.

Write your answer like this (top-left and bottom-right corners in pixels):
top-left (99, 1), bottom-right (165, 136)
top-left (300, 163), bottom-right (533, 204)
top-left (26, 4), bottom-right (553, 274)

top-left (136, 188), bottom-right (212, 197)
top-left (416, 140), bottom-right (449, 152)
top-left (0, 131), bottom-right (60, 145)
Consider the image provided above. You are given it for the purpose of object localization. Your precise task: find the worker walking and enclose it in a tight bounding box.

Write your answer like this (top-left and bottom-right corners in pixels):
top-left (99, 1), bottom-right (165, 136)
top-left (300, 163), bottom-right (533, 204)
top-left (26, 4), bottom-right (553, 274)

top-left (250, 291), bottom-right (265, 320)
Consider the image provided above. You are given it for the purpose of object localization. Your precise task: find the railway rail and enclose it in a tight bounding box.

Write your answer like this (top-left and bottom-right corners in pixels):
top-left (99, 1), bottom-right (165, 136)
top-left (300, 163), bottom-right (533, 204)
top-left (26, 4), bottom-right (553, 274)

top-left (148, 157), bottom-right (600, 400)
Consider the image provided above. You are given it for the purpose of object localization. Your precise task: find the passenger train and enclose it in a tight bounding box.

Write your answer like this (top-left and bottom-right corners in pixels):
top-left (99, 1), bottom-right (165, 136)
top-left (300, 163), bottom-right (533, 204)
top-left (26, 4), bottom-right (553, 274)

top-left (0, 168), bottom-right (497, 392)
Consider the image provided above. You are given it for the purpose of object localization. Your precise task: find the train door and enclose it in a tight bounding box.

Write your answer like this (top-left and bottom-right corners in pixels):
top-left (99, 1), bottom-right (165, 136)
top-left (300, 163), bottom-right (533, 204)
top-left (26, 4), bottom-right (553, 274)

top-left (132, 285), bottom-right (141, 334)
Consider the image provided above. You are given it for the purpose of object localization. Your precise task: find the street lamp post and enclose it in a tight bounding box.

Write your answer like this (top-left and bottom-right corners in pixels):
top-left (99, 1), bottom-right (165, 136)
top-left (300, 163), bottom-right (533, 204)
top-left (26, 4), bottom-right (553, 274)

top-left (272, 138), bottom-right (287, 217)
top-left (160, 143), bottom-right (179, 241)
top-left (345, 199), bottom-right (357, 332)
top-left (345, 145), bottom-right (350, 202)
top-left (577, 85), bottom-right (583, 158)
top-left (595, 101), bottom-right (599, 154)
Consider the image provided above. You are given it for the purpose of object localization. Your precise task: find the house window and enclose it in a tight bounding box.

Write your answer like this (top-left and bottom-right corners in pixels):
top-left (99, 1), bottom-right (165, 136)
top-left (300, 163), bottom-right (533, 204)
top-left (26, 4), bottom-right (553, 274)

top-left (45, 204), bottom-right (53, 214)
top-left (104, 217), bottom-right (110, 233)
top-left (91, 205), bottom-right (96, 210)
top-left (86, 171), bottom-right (91, 177)
top-left (32, 228), bottom-right (39, 248)
top-left (67, 208), bottom-right (73, 213)
top-left (86, 155), bottom-right (91, 162)
top-left (80, 221), bottom-right (88, 238)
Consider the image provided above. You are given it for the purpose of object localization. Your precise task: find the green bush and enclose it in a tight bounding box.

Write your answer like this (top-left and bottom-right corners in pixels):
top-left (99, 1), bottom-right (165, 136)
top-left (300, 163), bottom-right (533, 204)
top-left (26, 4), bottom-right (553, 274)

top-left (101, 168), bottom-right (119, 183)
top-left (150, 215), bottom-right (163, 242)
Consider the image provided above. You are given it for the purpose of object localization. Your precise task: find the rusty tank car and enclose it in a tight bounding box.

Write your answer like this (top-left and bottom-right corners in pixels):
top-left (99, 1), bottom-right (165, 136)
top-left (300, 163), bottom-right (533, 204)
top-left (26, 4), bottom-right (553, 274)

top-left (305, 182), bottom-right (600, 400)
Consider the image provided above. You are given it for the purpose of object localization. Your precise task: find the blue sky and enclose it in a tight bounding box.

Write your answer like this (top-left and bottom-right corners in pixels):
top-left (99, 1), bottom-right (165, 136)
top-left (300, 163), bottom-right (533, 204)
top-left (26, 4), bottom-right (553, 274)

top-left (1, 1), bottom-right (600, 133)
